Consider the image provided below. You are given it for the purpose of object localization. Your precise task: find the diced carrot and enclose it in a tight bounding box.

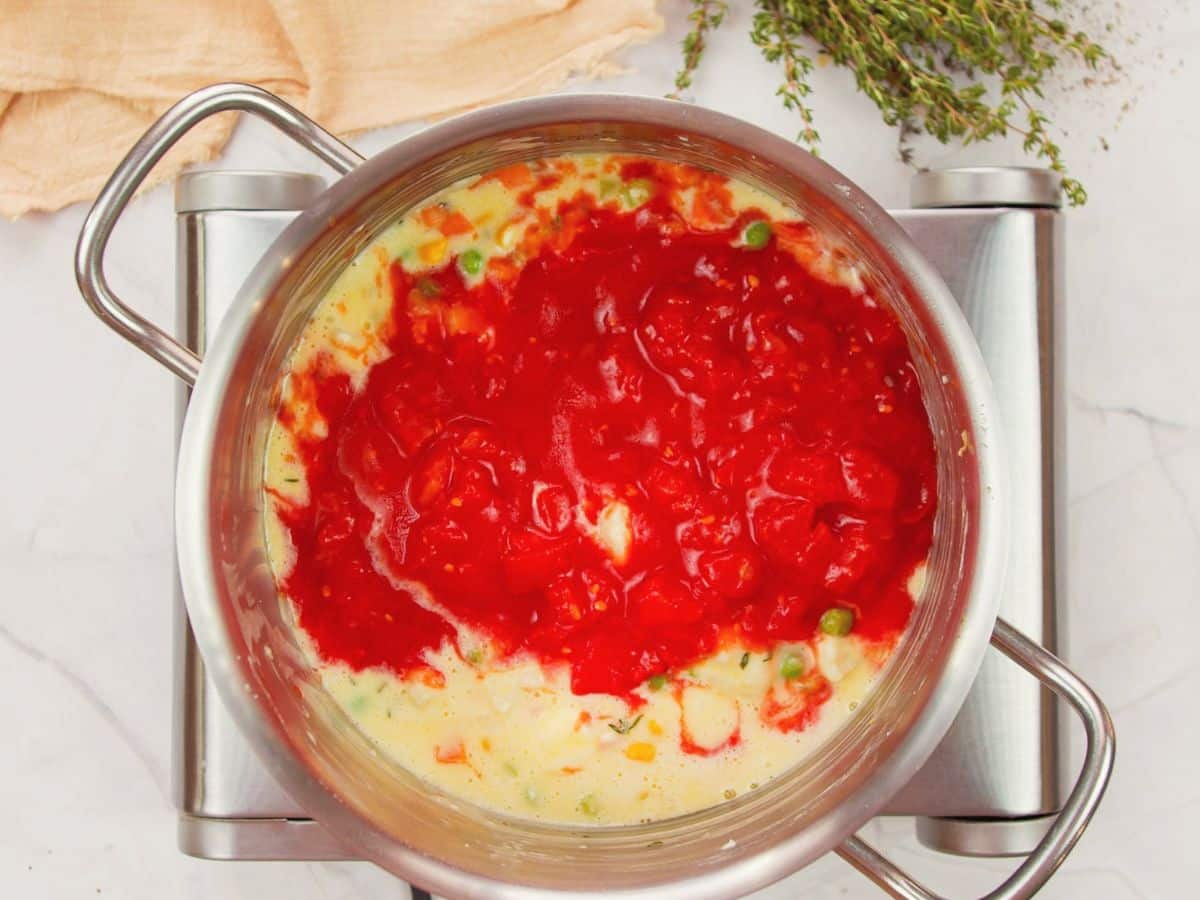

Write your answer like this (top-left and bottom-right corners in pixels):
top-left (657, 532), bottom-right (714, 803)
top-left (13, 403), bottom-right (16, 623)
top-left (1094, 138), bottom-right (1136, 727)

top-left (492, 163), bottom-right (534, 188)
top-left (420, 205), bottom-right (474, 237)
top-left (414, 667), bottom-right (446, 689)
top-left (435, 741), bottom-right (468, 764)
top-left (439, 210), bottom-right (473, 236)
top-left (418, 206), bottom-right (446, 228)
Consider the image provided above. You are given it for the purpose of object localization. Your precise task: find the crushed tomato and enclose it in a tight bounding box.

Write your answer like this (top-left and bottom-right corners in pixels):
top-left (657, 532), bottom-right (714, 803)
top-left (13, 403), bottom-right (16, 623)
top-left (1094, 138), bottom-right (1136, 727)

top-left (273, 165), bottom-right (937, 700)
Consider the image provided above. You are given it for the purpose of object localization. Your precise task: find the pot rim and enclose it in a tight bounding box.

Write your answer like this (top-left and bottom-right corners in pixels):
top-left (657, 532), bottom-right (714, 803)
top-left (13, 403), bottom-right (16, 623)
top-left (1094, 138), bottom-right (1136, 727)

top-left (175, 92), bottom-right (1008, 898)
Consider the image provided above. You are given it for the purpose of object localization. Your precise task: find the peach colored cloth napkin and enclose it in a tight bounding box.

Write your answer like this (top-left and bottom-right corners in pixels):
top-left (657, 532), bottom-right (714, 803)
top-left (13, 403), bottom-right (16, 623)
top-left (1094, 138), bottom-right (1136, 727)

top-left (0, 0), bottom-right (662, 218)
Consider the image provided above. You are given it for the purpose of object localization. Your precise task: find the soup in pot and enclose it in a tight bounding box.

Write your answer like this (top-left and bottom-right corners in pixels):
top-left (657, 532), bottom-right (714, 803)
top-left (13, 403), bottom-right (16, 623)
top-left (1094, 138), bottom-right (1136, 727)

top-left (263, 154), bottom-right (936, 825)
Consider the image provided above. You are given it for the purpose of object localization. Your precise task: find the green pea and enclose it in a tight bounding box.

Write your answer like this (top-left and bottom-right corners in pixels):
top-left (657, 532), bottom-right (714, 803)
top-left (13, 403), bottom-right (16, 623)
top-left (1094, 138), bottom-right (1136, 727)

top-left (780, 653), bottom-right (805, 681)
top-left (620, 178), bottom-right (654, 208)
top-left (647, 674), bottom-right (667, 691)
top-left (743, 220), bottom-right (772, 249)
top-left (578, 793), bottom-right (600, 817)
top-left (459, 248), bottom-right (484, 277)
top-left (819, 607), bottom-right (855, 636)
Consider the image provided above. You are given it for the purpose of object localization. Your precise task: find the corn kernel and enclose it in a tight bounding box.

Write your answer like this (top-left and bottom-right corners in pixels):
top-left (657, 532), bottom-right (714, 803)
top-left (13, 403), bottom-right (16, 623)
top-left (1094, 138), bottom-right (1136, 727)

top-left (647, 719), bottom-right (664, 736)
top-left (496, 221), bottom-right (520, 251)
top-left (418, 236), bottom-right (449, 264)
top-left (624, 742), bottom-right (656, 763)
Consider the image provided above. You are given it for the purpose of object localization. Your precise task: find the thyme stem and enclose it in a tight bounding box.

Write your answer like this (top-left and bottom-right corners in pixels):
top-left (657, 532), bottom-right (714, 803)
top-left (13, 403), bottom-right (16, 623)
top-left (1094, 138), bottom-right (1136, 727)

top-left (672, 0), bottom-right (1110, 205)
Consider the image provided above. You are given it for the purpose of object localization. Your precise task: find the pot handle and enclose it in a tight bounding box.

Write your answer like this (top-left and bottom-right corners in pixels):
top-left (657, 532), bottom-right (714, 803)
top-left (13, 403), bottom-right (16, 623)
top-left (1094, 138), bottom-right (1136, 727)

top-left (836, 617), bottom-right (1115, 900)
top-left (75, 83), bottom-right (364, 386)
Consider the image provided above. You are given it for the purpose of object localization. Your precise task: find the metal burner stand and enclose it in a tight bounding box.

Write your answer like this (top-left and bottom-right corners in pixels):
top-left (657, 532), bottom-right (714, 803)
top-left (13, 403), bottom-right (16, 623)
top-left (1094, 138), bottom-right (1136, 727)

top-left (171, 165), bottom-right (1068, 866)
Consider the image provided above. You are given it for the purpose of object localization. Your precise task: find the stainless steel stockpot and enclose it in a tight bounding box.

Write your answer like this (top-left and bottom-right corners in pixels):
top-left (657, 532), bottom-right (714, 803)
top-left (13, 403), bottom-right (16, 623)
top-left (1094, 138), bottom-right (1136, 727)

top-left (77, 83), bottom-right (1113, 900)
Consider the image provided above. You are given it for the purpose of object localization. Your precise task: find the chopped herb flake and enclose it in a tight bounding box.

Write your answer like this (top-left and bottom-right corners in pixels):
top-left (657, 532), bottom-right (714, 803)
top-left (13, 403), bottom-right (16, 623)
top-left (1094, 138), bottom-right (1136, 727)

top-left (578, 793), bottom-right (600, 817)
top-left (739, 652), bottom-right (750, 669)
top-left (417, 277), bottom-right (441, 297)
top-left (647, 674), bottom-right (667, 691)
top-left (608, 714), bottom-right (644, 735)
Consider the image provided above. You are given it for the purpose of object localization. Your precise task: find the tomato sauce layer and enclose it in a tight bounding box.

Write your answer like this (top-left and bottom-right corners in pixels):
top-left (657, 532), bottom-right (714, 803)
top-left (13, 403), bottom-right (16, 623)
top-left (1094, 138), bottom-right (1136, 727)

top-left (273, 165), bottom-right (937, 699)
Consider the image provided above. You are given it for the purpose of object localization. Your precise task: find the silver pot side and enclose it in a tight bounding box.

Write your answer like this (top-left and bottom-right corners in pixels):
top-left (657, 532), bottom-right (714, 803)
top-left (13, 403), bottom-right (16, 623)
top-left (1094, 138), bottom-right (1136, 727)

top-left (172, 93), bottom-right (1007, 898)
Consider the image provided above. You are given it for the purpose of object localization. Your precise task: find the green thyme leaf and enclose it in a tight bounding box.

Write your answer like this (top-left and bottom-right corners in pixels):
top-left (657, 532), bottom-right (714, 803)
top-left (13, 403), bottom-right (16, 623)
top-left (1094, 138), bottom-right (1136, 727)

top-left (608, 714), bottom-right (644, 735)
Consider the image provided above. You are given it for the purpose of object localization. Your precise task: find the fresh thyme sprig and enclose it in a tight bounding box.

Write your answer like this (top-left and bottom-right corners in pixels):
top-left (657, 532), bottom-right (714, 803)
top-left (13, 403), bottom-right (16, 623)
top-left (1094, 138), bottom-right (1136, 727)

top-left (671, 0), bottom-right (730, 97)
top-left (674, 0), bottom-right (1110, 205)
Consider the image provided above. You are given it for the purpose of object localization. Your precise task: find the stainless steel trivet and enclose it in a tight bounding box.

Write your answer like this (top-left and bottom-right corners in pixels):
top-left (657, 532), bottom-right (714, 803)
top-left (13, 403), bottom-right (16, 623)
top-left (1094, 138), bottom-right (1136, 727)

top-left (170, 163), bottom-right (1073, 869)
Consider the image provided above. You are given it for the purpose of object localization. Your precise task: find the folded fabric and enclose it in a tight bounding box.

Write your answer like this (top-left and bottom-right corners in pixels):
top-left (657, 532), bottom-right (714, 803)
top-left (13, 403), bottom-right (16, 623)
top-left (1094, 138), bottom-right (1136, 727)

top-left (0, 0), bottom-right (662, 218)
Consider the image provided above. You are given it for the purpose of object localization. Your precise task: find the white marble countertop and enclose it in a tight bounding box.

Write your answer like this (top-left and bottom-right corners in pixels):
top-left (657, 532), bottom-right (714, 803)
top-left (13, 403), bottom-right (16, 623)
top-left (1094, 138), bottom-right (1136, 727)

top-left (2, 2), bottom-right (1197, 897)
